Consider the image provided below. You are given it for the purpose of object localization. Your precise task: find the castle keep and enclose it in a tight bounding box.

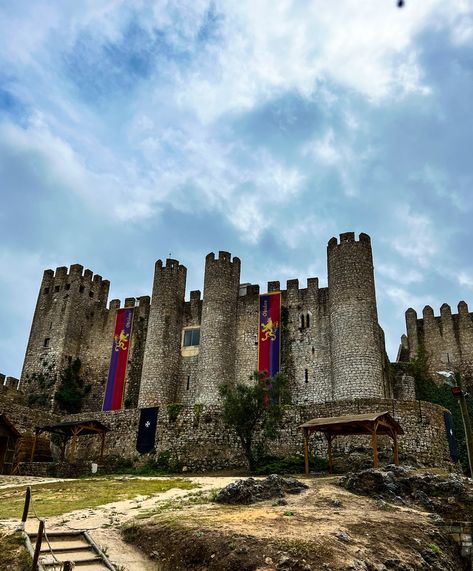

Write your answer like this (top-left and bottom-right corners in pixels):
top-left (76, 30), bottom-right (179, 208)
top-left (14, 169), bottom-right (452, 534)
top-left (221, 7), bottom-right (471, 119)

top-left (20, 232), bottom-right (397, 412)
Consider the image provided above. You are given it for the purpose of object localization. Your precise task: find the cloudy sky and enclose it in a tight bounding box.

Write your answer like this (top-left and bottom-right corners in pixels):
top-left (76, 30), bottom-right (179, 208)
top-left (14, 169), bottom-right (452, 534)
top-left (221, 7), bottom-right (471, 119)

top-left (1, 1), bottom-right (473, 377)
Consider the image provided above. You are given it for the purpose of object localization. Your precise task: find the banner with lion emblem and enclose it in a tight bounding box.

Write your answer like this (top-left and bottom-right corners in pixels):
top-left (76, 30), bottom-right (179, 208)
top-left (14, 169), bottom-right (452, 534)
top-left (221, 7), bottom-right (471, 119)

top-left (103, 307), bottom-right (134, 411)
top-left (258, 292), bottom-right (281, 377)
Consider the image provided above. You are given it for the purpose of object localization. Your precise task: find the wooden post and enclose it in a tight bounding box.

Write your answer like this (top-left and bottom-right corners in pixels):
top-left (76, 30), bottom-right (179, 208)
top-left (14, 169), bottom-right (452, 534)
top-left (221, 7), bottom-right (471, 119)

top-left (60, 437), bottom-right (66, 462)
top-left (29, 432), bottom-right (38, 463)
top-left (32, 519), bottom-right (45, 571)
top-left (100, 432), bottom-right (106, 460)
top-left (327, 433), bottom-right (333, 474)
top-left (371, 426), bottom-right (379, 469)
top-left (304, 430), bottom-right (309, 475)
top-left (393, 431), bottom-right (399, 466)
top-left (21, 486), bottom-right (31, 529)
top-left (69, 427), bottom-right (79, 463)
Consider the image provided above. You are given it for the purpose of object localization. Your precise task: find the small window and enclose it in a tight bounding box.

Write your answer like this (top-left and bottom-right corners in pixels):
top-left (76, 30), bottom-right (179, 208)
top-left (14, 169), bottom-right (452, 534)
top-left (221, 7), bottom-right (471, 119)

top-left (44, 287), bottom-right (50, 294)
top-left (79, 285), bottom-right (85, 293)
top-left (89, 291), bottom-right (94, 298)
top-left (54, 285), bottom-right (60, 292)
top-left (300, 314), bottom-right (305, 329)
top-left (65, 283), bottom-right (71, 291)
top-left (304, 369), bottom-right (309, 383)
top-left (306, 314), bottom-right (310, 328)
top-left (186, 376), bottom-right (191, 390)
top-left (43, 338), bottom-right (50, 348)
top-left (183, 328), bottom-right (200, 347)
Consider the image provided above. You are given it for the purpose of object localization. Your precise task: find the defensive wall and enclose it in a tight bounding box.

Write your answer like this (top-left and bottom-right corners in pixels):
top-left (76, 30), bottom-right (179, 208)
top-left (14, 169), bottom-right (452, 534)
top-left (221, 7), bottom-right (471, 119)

top-left (19, 232), bottom-right (392, 413)
top-left (58, 399), bottom-right (452, 472)
top-left (399, 301), bottom-right (473, 376)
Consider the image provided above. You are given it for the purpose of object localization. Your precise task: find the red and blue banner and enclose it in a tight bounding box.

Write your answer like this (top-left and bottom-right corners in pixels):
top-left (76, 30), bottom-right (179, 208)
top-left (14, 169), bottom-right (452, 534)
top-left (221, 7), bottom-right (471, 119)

top-left (258, 292), bottom-right (281, 378)
top-left (103, 307), bottom-right (134, 411)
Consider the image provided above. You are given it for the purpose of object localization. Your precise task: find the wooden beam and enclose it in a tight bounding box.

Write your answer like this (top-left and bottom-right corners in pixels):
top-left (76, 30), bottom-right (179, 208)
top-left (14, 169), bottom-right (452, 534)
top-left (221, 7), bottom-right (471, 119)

top-left (100, 432), bottom-right (106, 460)
top-left (327, 433), bottom-right (333, 474)
top-left (32, 519), bottom-right (45, 571)
top-left (371, 423), bottom-right (379, 469)
top-left (393, 431), bottom-right (399, 466)
top-left (304, 430), bottom-right (309, 475)
top-left (29, 432), bottom-right (37, 463)
top-left (68, 426), bottom-right (79, 463)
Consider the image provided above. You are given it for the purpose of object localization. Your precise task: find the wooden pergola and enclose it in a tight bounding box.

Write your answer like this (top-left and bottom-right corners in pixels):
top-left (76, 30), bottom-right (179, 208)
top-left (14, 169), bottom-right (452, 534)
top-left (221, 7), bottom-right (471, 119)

top-left (33, 420), bottom-right (110, 463)
top-left (300, 411), bottom-right (404, 475)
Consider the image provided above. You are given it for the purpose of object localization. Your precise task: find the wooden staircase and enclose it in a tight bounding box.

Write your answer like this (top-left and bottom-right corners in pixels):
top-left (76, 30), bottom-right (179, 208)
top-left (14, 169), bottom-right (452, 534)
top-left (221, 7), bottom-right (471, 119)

top-left (26, 530), bottom-right (115, 570)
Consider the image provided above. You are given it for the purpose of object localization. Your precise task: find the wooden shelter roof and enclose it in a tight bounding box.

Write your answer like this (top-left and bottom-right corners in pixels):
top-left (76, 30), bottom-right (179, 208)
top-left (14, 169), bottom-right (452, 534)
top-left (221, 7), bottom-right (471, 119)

top-left (36, 419), bottom-right (110, 437)
top-left (300, 411), bottom-right (404, 436)
top-left (0, 414), bottom-right (21, 437)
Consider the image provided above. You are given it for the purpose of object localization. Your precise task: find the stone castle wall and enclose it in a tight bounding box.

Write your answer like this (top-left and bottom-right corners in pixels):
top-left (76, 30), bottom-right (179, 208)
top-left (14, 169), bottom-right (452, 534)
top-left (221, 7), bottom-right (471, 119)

top-left (61, 399), bottom-right (453, 471)
top-left (400, 302), bottom-right (473, 376)
top-left (328, 233), bottom-right (387, 400)
top-left (19, 231), bottom-right (393, 413)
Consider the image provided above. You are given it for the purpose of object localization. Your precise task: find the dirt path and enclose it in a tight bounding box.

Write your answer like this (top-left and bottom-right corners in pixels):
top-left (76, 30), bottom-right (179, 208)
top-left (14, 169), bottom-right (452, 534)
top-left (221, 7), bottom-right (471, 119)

top-left (0, 475), bottom-right (237, 571)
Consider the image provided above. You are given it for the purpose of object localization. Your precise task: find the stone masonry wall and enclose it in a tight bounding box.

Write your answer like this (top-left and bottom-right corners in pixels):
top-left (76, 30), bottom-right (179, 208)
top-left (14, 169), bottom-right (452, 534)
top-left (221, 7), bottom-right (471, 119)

top-left (401, 302), bottom-right (473, 377)
top-left (65, 399), bottom-right (453, 472)
top-left (328, 233), bottom-right (387, 400)
top-left (196, 252), bottom-right (240, 405)
top-left (139, 259), bottom-right (186, 407)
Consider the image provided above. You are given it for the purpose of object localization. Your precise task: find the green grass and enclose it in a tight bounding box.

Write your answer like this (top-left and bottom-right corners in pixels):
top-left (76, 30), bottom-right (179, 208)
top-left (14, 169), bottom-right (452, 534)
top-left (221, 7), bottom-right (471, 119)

top-left (0, 477), bottom-right (195, 519)
top-left (0, 531), bottom-right (31, 570)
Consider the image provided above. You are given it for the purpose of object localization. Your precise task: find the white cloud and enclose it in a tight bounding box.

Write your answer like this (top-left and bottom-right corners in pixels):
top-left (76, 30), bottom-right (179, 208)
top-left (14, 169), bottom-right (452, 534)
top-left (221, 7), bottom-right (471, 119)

top-left (391, 206), bottom-right (438, 266)
top-left (377, 263), bottom-right (423, 285)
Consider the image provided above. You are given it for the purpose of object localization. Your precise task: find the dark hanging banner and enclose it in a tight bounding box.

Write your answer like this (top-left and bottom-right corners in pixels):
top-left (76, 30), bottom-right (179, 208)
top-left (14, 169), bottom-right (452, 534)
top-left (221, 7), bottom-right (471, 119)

top-left (136, 407), bottom-right (159, 454)
top-left (444, 411), bottom-right (459, 462)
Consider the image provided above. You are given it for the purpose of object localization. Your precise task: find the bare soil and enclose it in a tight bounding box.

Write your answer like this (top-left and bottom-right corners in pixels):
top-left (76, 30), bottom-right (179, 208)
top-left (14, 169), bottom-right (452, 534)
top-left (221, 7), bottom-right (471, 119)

top-left (0, 474), bottom-right (467, 571)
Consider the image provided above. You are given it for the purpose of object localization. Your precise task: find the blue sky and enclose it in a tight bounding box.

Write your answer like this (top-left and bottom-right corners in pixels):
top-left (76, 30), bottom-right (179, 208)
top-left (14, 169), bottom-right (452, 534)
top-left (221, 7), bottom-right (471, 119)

top-left (1, 1), bottom-right (473, 377)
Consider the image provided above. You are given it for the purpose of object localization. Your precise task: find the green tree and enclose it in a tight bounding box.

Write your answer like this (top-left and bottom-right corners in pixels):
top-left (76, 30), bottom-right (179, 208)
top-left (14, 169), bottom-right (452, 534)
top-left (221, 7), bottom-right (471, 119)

top-left (219, 371), bottom-right (289, 471)
top-left (54, 358), bottom-right (91, 414)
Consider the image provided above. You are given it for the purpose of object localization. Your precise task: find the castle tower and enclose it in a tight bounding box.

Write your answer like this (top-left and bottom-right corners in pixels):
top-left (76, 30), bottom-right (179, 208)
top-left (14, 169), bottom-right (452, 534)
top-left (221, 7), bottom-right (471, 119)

top-left (327, 232), bottom-right (385, 400)
top-left (138, 259), bottom-right (186, 408)
top-left (20, 264), bottom-right (110, 409)
top-left (196, 252), bottom-right (241, 404)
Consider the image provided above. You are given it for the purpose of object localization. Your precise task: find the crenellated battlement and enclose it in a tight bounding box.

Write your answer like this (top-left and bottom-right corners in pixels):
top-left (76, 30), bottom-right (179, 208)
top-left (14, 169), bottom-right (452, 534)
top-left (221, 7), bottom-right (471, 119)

top-left (400, 301), bottom-right (473, 373)
top-left (327, 231), bottom-right (371, 250)
top-left (40, 264), bottom-right (110, 305)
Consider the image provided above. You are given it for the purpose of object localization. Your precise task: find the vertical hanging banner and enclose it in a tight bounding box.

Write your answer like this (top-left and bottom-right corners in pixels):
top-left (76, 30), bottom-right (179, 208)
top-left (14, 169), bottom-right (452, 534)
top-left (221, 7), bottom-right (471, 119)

top-left (258, 292), bottom-right (281, 378)
top-left (103, 307), bottom-right (134, 411)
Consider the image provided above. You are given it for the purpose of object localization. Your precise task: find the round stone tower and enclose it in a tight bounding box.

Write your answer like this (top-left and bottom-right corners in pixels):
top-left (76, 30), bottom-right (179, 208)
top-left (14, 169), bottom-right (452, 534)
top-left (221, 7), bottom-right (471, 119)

top-left (327, 232), bottom-right (385, 400)
top-left (139, 259), bottom-right (186, 407)
top-left (196, 251), bottom-right (241, 404)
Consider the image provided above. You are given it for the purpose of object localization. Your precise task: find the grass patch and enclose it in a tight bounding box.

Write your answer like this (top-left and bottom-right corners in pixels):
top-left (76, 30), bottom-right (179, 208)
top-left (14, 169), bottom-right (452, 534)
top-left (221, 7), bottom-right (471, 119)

top-left (0, 477), bottom-right (195, 519)
top-left (0, 531), bottom-right (31, 571)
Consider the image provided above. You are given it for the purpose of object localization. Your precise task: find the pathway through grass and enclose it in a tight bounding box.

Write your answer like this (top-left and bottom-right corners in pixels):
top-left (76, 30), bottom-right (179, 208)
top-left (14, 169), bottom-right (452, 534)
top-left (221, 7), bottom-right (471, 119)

top-left (0, 477), bottom-right (195, 519)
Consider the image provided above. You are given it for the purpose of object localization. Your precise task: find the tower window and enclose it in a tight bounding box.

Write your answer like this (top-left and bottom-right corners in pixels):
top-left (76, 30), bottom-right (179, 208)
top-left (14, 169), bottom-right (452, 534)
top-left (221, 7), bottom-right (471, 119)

top-left (43, 338), bottom-right (50, 348)
top-left (304, 369), bottom-right (309, 383)
top-left (183, 328), bottom-right (200, 347)
top-left (300, 312), bottom-right (312, 330)
top-left (89, 291), bottom-right (94, 298)
top-left (44, 287), bottom-right (50, 295)
top-left (54, 285), bottom-right (60, 292)
top-left (79, 285), bottom-right (85, 293)
top-left (186, 376), bottom-right (191, 390)
top-left (65, 283), bottom-right (71, 291)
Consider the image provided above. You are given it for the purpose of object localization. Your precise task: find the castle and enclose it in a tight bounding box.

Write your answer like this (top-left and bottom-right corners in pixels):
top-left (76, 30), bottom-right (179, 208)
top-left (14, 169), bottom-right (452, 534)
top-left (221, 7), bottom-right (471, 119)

top-left (0, 231), bottom-right (463, 472)
top-left (20, 232), bottom-right (399, 412)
